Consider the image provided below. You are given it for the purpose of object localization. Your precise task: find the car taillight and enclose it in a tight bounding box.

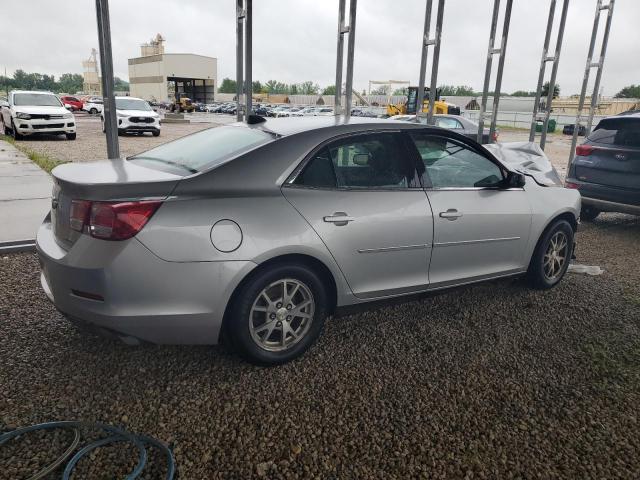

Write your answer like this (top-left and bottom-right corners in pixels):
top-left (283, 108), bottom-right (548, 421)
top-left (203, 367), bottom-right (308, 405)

top-left (575, 145), bottom-right (594, 156)
top-left (69, 199), bottom-right (91, 232)
top-left (68, 199), bottom-right (161, 240)
top-left (564, 181), bottom-right (580, 189)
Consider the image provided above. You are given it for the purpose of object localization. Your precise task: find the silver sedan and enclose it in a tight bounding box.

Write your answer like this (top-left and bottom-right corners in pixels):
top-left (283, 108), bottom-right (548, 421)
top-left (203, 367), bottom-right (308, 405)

top-left (37, 117), bottom-right (580, 365)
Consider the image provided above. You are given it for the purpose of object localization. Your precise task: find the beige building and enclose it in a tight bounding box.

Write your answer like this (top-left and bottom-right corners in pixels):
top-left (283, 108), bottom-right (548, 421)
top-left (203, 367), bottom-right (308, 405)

top-left (128, 36), bottom-right (217, 103)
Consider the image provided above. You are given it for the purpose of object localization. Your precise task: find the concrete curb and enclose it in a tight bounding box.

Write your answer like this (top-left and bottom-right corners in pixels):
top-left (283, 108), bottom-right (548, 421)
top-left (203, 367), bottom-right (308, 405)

top-left (0, 239), bottom-right (37, 254)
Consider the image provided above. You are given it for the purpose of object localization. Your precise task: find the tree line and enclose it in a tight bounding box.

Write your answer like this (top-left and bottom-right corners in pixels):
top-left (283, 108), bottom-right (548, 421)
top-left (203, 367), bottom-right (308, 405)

top-left (0, 69), bottom-right (129, 95)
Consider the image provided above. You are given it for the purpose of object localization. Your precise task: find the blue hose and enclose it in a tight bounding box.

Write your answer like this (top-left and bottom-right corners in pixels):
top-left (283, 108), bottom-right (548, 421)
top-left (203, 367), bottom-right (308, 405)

top-left (0, 421), bottom-right (176, 479)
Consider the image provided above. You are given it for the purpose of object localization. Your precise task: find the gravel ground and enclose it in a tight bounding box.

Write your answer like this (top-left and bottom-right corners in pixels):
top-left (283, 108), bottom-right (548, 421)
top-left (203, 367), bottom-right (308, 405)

top-left (1, 214), bottom-right (639, 479)
top-left (6, 112), bottom-right (235, 163)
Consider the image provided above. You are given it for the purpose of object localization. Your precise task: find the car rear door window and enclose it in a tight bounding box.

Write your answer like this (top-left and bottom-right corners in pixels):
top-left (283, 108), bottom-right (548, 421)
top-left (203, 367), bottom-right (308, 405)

top-left (295, 133), bottom-right (420, 189)
top-left (409, 133), bottom-right (504, 188)
top-left (588, 118), bottom-right (640, 147)
top-left (435, 117), bottom-right (463, 129)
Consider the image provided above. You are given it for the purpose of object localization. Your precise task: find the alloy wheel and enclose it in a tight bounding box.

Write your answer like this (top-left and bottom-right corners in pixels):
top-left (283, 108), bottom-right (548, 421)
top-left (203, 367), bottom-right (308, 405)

top-left (543, 231), bottom-right (568, 281)
top-left (249, 278), bottom-right (315, 352)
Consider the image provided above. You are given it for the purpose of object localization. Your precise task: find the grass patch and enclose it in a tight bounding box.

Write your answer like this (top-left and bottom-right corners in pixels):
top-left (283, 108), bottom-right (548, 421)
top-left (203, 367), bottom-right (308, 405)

top-left (0, 134), bottom-right (67, 174)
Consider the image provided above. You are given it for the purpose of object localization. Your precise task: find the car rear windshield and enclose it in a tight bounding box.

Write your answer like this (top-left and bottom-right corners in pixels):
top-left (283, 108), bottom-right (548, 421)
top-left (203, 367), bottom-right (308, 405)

top-left (588, 118), bottom-right (640, 147)
top-left (13, 93), bottom-right (62, 107)
top-left (128, 126), bottom-right (274, 174)
top-left (116, 98), bottom-right (152, 111)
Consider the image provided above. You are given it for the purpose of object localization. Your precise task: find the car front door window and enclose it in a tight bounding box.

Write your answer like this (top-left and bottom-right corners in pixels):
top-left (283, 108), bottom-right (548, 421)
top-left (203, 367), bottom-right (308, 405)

top-left (410, 134), bottom-right (504, 188)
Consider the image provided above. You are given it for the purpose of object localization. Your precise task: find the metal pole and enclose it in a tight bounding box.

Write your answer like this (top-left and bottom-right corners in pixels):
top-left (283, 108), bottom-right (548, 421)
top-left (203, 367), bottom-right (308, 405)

top-left (585, 0), bottom-right (615, 135)
top-left (416, 0), bottom-right (433, 120)
top-left (540, 0), bottom-right (569, 149)
top-left (245, 0), bottom-right (252, 118)
top-left (235, 0), bottom-right (244, 122)
top-left (344, 0), bottom-right (357, 119)
top-left (529, 0), bottom-right (557, 142)
top-left (477, 0), bottom-right (500, 143)
top-left (334, 0), bottom-right (347, 114)
top-left (488, 0), bottom-right (512, 143)
top-left (568, 0), bottom-right (604, 167)
top-left (95, 0), bottom-right (119, 159)
top-left (426, 0), bottom-right (445, 125)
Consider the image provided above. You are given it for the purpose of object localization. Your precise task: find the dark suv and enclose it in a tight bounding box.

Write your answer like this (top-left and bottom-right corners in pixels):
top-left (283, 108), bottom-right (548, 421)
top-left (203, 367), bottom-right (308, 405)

top-left (566, 113), bottom-right (640, 220)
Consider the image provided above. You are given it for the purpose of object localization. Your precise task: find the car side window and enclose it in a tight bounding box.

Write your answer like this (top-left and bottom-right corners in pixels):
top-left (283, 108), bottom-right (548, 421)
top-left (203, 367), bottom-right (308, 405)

top-left (295, 133), bottom-right (420, 189)
top-left (435, 117), bottom-right (462, 129)
top-left (409, 133), bottom-right (504, 188)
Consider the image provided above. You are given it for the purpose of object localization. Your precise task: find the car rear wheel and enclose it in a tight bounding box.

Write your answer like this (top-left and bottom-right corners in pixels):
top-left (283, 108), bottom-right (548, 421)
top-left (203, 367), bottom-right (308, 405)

top-left (226, 264), bottom-right (327, 365)
top-left (580, 205), bottom-right (600, 221)
top-left (527, 219), bottom-right (574, 290)
top-left (89, 108), bottom-right (98, 115)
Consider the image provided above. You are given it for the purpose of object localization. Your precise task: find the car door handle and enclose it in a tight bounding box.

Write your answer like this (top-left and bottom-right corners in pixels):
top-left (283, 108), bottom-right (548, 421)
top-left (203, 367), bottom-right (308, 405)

top-left (323, 212), bottom-right (354, 226)
top-left (439, 209), bottom-right (463, 220)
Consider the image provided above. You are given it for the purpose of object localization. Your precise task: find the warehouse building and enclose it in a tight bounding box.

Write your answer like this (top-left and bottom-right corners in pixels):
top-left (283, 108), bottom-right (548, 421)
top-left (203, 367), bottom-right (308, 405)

top-left (128, 34), bottom-right (217, 103)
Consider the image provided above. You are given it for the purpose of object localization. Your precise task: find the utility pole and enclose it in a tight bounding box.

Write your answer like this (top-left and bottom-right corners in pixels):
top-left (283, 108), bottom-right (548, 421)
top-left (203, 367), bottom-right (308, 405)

top-left (95, 0), bottom-right (119, 159)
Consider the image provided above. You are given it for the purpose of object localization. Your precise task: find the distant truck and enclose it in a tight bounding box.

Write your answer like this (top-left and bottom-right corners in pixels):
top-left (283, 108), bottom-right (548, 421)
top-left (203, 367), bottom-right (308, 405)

top-left (170, 97), bottom-right (195, 113)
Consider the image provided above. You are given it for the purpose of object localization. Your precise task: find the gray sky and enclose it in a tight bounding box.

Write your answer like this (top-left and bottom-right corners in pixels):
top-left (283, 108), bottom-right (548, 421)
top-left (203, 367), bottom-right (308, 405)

top-left (2, 0), bottom-right (638, 96)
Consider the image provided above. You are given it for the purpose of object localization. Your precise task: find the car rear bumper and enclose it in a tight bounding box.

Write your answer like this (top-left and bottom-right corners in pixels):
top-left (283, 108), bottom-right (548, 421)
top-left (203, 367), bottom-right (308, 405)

top-left (36, 219), bottom-right (256, 345)
top-left (566, 177), bottom-right (640, 214)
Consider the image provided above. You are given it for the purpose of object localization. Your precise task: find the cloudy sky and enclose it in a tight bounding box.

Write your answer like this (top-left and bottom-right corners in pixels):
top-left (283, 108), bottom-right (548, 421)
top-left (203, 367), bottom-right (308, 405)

top-left (2, 0), bottom-right (638, 96)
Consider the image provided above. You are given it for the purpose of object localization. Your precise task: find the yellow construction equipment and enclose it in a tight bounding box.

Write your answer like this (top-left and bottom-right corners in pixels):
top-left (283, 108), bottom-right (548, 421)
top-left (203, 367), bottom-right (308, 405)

top-left (386, 87), bottom-right (460, 117)
top-left (170, 96), bottom-right (195, 113)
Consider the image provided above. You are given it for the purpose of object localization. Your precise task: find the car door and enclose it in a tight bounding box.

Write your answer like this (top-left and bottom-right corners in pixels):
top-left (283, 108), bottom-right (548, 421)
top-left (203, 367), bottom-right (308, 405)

top-left (406, 131), bottom-right (532, 288)
top-left (282, 131), bottom-right (434, 299)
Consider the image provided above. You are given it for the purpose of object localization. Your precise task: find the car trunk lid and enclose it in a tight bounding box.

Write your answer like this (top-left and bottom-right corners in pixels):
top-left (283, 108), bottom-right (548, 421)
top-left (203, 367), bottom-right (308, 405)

top-left (51, 159), bottom-right (183, 248)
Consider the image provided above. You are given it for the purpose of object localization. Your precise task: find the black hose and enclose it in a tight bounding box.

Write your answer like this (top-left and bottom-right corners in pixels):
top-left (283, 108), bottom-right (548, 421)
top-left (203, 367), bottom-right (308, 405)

top-left (0, 421), bottom-right (175, 479)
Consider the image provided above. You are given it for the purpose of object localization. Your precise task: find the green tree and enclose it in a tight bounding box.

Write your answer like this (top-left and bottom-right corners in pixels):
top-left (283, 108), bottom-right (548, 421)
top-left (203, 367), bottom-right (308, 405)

top-left (392, 87), bottom-right (408, 96)
top-left (511, 90), bottom-right (536, 97)
top-left (289, 83), bottom-right (299, 95)
top-left (218, 77), bottom-right (237, 93)
top-left (371, 85), bottom-right (390, 96)
top-left (252, 80), bottom-right (262, 93)
top-left (298, 81), bottom-right (320, 95)
top-left (264, 80), bottom-right (289, 94)
top-left (541, 81), bottom-right (560, 99)
top-left (113, 77), bottom-right (129, 92)
top-left (614, 84), bottom-right (640, 98)
top-left (438, 85), bottom-right (477, 96)
top-left (322, 85), bottom-right (336, 96)
top-left (57, 73), bottom-right (84, 94)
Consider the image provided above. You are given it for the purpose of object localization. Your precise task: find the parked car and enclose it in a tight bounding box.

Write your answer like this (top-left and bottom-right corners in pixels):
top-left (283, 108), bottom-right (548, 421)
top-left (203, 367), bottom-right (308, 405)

top-left (316, 107), bottom-right (334, 116)
top-left (60, 96), bottom-right (84, 112)
top-left (83, 98), bottom-right (103, 115)
top-left (0, 90), bottom-right (76, 140)
top-left (37, 117), bottom-right (579, 365)
top-left (563, 123), bottom-right (587, 136)
top-left (254, 106), bottom-right (270, 116)
top-left (101, 96), bottom-right (160, 137)
top-left (393, 114), bottom-right (498, 144)
top-left (565, 113), bottom-right (640, 219)
top-left (193, 103), bottom-right (208, 112)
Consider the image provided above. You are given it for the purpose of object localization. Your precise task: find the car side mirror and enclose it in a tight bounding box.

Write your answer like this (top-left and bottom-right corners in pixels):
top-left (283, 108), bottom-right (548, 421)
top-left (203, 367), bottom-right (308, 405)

top-left (503, 171), bottom-right (526, 189)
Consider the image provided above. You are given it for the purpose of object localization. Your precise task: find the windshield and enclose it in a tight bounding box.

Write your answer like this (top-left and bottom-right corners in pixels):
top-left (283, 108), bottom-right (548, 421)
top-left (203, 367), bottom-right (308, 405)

top-left (589, 118), bottom-right (640, 147)
top-left (13, 93), bottom-right (62, 107)
top-left (128, 126), bottom-right (273, 174)
top-left (115, 98), bottom-right (152, 111)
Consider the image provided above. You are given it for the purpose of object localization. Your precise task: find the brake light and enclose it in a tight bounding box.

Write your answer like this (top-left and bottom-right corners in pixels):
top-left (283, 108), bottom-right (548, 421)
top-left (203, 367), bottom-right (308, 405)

top-left (575, 145), bottom-right (594, 156)
top-left (90, 201), bottom-right (162, 240)
top-left (565, 181), bottom-right (580, 189)
top-left (68, 199), bottom-right (161, 240)
top-left (69, 199), bottom-right (91, 232)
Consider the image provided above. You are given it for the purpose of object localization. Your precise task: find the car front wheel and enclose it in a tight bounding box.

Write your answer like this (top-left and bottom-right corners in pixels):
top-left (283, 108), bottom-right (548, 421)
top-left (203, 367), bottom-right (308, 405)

top-left (527, 219), bottom-right (574, 290)
top-left (11, 120), bottom-right (23, 140)
top-left (226, 264), bottom-right (328, 365)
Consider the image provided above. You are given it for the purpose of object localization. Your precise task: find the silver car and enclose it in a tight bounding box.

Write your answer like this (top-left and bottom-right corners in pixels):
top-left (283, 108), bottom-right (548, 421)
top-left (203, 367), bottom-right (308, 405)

top-left (37, 117), bottom-right (580, 365)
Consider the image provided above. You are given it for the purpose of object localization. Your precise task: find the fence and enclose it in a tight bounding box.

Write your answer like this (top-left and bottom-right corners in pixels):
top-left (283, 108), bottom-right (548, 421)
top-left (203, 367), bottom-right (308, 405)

top-left (464, 110), bottom-right (606, 130)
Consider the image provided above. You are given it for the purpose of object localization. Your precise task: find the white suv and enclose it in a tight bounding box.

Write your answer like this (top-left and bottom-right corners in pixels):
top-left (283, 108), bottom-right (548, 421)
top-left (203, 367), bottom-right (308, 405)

top-left (0, 90), bottom-right (76, 140)
top-left (101, 96), bottom-right (160, 137)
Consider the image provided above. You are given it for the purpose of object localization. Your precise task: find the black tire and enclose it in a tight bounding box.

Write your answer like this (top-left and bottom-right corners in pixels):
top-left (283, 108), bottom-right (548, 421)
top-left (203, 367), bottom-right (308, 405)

top-left (526, 219), bottom-right (574, 290)
top-left (11, 120), bottom-right (23, 140)
top-left (580, 205), bottom-right (600, 221)
top-left (226, 263), bottom-right (328, 365)
top-left (152, 130), bottom-right (160, 137)
top-left (90, 108), bottom-right (98, 115)
top-left (66, 133), bottom-right (76, 140)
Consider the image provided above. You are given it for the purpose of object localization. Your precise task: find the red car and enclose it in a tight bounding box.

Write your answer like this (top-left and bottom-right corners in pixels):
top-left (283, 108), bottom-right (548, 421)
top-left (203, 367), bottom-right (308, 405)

top-left (60, 96), bottom-right (83, 111)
